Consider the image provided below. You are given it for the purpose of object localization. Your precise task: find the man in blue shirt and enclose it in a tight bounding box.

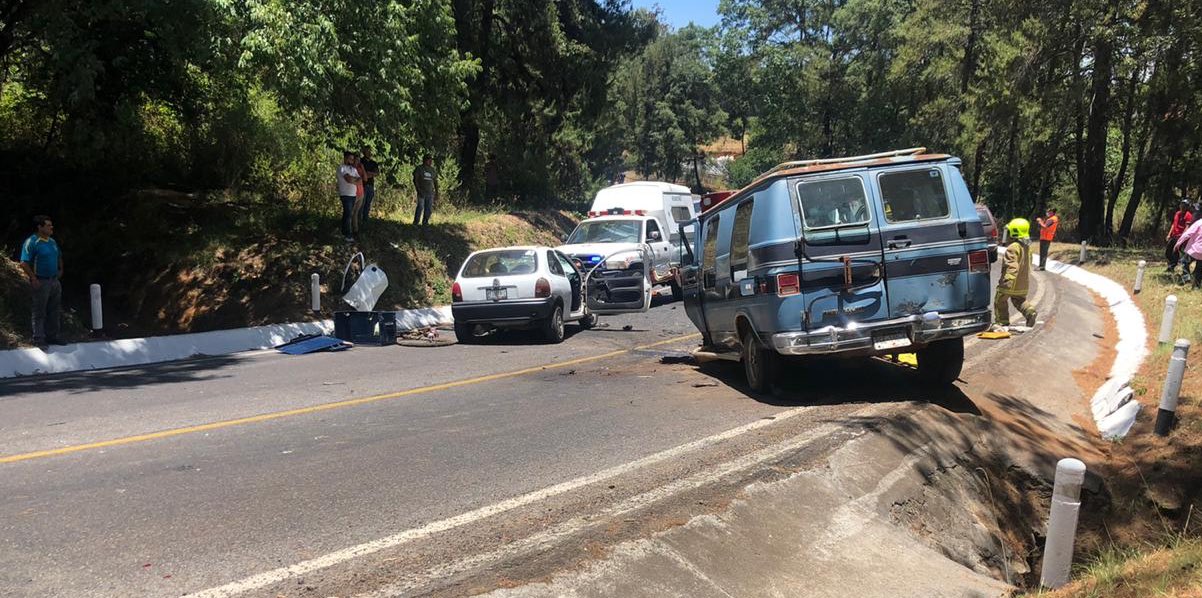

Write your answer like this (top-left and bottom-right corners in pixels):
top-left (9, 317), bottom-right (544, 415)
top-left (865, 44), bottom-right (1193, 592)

top-left (19, 215), bottom-right (64, 349)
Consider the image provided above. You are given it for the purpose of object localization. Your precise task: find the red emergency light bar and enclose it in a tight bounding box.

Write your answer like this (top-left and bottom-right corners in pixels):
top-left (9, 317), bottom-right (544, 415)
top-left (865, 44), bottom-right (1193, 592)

top-left (587, 208), bottom-right (647, 218)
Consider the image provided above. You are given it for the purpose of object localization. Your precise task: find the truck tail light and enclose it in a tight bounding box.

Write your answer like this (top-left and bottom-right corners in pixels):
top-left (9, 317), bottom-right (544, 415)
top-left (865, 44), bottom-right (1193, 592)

top-left (968, 250), bottom-right (989, 273)
top-left (452, 282), bottom-right (463, 302)
top-left (776, 273), bottom-right (800, 296)
top-left (535, 278), bottom-right (552, 298)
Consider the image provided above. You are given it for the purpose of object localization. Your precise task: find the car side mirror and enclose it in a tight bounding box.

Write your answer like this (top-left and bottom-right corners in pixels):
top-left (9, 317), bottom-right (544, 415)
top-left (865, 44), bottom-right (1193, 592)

top-left (647, 230), bottom-right (661, 242)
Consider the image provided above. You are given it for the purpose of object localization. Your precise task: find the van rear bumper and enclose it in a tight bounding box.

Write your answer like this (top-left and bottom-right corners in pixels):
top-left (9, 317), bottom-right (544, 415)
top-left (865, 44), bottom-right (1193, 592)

top-left (770, 309), bottom-right (991, 356)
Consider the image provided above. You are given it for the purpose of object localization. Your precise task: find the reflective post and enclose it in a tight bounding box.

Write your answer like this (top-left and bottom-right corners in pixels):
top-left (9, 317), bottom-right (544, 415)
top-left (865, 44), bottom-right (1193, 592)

top-left (1159, 295), bottom-right (1178, 345)
top-left (1040, 458), bottom-right (1087, 589)
top-left (89, 283), bottom-right (103, 331)
top-left (1155, 339), bottom-right (1191, 436)
top-left (1134, 260), bottom-right (1146, 294)
top-left (310, 273), bottom-right (321, 313)
top-left (1079, 241), bottom-right (1088, 263)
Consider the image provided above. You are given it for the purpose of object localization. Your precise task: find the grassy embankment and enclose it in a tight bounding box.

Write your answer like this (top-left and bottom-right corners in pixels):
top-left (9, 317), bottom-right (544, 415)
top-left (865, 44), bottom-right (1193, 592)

top-left (0, 192), bottom-right (578, 348)
top-left (1028, 242), bottom-right (1202, 597)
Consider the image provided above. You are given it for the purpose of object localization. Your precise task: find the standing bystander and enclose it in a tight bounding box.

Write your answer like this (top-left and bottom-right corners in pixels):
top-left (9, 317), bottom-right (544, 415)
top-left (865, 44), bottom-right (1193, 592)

top-left (1035, 207), bottom-right (1059, 271)
top-left (413, 154), bottom-right (438, 227)
top-left (359, 147), bottom-right (379, 229)
top-left (994, 218), bottom-right (1038, 329)
top-left (337, 151), bottom-right (361, 242)
top-left (1165, 200), bottom-right (1194, 273)
top-left (1174, 216), bottom-right (1202, 289)
top-left (20, 215), bottom-right (65, 350)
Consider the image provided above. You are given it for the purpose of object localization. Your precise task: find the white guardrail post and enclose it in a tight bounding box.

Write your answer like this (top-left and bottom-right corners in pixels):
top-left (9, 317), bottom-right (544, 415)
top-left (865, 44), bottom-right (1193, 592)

top-left (1040, 458), bottom-right (1087, 589)
top-left (1158, 295), bottom-right (1178, 345)
top-left (1155, 339), bottom-right (1191, 436)
top-left (89, 283), bottom-right (103, 332)
top-left (310, 273), bottom-right (321, 313)
top-left (1134, 260), bottom-right (1146, 294)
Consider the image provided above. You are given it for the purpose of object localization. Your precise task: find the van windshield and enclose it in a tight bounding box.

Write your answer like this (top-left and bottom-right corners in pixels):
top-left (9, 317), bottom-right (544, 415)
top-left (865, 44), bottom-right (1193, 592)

top-left (566, 220), bottom-right (642, 244)
top-left (461, 249), bottom-right (538, 278)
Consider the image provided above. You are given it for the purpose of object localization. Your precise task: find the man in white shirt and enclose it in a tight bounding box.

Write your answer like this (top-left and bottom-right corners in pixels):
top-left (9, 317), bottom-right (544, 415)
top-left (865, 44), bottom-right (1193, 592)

top-left (337, 151), bottom-right (361, 242)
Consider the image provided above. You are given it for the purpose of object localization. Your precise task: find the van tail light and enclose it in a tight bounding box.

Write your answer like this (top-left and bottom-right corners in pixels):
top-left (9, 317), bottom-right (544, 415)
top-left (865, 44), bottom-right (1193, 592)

top-left (968, 250), bottom-right (990, 273)
top-left (776, 273), bottom-right (800, 296)
top-left (535, 278), bottom-right (552, 298)
top-left (452, 282), bottom-right (463, 302)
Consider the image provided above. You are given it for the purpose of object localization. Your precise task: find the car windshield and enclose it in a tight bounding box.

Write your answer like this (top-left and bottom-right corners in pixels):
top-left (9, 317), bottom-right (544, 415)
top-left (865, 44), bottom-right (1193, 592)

top-left (461, 249), bottom-right (538, 278)
top-left (566, 220), bottom-right (642, 244)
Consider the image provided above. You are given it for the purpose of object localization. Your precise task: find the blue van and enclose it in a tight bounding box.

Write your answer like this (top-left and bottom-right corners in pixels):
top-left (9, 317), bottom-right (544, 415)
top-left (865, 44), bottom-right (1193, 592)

top-left (679, 148), bottom-right (992, 391)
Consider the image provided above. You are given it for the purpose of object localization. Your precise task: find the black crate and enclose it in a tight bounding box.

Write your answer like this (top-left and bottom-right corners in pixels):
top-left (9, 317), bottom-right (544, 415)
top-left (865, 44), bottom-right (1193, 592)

top-left (333, 311), bottom-right (397, 346)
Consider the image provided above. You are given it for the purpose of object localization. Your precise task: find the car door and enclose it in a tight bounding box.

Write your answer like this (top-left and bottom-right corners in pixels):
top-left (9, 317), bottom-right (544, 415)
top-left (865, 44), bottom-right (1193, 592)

top-left (545, 249), bottom-right (573, 311)
top-left (794, 172), bottom-right (890, 332)
top-left (553, 250), bottom-right (584, 315)
top-left (644, 219), bottom-right (672, 280)
top-left (584, 247), bottom-right (652, 315)
top-left (875, 165), bottom-right (968, 318)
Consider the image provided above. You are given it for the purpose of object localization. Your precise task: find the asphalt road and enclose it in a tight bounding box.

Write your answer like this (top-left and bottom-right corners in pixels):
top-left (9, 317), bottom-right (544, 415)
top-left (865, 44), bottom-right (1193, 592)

top-left (0, 264), bottom-right (1061, 597)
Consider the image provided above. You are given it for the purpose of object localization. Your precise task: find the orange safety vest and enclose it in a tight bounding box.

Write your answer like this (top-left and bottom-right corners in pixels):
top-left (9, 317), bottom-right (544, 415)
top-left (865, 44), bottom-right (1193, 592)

top-left (1040, 214), bottom-right (1059, 241)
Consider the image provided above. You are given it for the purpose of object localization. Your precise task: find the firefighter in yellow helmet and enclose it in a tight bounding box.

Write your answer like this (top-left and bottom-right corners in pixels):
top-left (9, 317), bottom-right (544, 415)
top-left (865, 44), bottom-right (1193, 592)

top-left (994, 218), bottom-right (1038, 330)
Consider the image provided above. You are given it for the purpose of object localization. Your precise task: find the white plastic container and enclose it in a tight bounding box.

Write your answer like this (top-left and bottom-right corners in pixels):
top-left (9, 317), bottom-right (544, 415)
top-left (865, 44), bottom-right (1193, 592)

top-left (343, 264), bottom-right (388, 312)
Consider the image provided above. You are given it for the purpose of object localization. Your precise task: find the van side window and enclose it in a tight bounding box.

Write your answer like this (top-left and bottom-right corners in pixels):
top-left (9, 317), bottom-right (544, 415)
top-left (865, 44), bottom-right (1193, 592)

top-left (702, 216), bottom-right (720, 288)
top-left (730, 200), bottom-right (753, 276)
top-left (880, 169), bottom-right (950, 222)
top-left (797, 177), bottom-right (869, 229)
top-left (645, 219), bottom-right (662, 241)
top-left (546, 250), bottom-right (564, 275)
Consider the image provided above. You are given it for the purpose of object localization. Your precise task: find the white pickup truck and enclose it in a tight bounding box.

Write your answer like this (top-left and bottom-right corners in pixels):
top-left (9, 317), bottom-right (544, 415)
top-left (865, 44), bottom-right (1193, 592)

top-left (557, 182), bottom-right (698, 301)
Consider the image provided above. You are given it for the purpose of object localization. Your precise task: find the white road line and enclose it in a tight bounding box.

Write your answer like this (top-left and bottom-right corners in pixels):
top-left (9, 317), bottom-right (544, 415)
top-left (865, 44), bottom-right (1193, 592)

top-left (358, 416), bottom-right (863, 597)
top-left (191, 407), bottom-right (812, 597)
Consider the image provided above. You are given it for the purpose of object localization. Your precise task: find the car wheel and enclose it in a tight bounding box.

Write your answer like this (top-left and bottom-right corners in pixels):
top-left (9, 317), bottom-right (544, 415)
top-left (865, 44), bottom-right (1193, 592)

top-left (917, 337), bottom-right (965, 386)
top-left (543, 305), bottom-right (565, 343)
top-left (454, 322), bottom-right (477, 344)
top-left (741, 328), bottom-right (778, 393)
top-left (669, 280), bottom-right (683, 302)
top-left (579, 311), bottom-right (598, 330)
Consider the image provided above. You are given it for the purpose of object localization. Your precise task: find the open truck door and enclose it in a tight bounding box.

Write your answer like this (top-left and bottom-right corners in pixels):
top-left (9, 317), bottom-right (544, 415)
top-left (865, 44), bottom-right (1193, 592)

top-left (584, 247), bottom-right (652, 315)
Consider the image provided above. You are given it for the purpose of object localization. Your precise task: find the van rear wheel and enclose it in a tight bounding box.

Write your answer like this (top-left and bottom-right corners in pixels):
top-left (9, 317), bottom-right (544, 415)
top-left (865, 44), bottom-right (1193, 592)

top-left (916, 338), bottom-right (964, 385)
top-left (742, 329), bottom-right (779, 393)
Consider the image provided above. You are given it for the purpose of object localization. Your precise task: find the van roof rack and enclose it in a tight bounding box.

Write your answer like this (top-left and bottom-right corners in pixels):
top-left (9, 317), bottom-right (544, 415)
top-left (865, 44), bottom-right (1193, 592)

top-left (764, 147), bottom-right (928, 175)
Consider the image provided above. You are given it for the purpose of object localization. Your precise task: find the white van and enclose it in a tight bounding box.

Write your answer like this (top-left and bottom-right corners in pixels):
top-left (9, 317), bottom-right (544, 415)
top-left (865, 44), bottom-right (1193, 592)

top-left (588, 182), bottom-right (698, 245)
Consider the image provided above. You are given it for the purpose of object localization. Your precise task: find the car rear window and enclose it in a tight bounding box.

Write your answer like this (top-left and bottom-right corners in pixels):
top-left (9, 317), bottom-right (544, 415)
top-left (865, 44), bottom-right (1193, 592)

top-left (880, 169), bottom-right (950, 222)
top-left (461, 249), bottom-right (538, 278)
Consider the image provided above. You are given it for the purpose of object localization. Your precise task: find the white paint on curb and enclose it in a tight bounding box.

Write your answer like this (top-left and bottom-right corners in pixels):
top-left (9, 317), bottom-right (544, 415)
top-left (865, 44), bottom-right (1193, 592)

top-left (1036, 257), bottom-right (1149, 439)
top-left (0, 306), bottom-right (453, 379)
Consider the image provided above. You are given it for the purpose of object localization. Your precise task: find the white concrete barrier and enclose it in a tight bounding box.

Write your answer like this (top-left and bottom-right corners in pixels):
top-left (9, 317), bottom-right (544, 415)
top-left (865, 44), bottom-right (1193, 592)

top-left (0, 306), bottom-right (453, 378)
top-left (1035, 256), bottom-right (1150, 439)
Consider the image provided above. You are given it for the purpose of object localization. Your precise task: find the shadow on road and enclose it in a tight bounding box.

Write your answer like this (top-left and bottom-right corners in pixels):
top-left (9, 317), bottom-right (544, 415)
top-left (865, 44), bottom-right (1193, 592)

top-left (0, 355), bottom-right (241, 397)
top-left (690, 355), bottom-right (982, 416)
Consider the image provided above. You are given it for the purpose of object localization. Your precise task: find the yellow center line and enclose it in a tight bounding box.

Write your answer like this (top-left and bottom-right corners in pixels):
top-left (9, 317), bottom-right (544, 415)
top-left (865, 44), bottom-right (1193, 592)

top-left (1, 333), bottom-right (702, 465)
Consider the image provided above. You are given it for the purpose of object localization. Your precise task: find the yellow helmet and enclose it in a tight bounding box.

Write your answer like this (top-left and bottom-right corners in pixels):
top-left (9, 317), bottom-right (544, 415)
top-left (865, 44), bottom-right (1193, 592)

top-left (1006, 218), bottom-right (1031, 240)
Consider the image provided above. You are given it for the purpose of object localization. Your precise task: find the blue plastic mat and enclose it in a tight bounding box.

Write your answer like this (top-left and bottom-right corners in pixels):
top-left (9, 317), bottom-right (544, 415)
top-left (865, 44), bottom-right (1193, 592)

top-left (277, 335), bottom-right (351, 355)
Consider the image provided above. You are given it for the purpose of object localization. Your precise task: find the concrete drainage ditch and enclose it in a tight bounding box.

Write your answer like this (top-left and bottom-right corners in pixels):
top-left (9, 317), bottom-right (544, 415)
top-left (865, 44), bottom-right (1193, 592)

top-left (481, 404), bottom-right (1077, 598)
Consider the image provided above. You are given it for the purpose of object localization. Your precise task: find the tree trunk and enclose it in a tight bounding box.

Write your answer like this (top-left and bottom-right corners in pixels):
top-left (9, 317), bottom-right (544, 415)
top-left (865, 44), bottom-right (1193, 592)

top-left (1076, 30), bottom-right (1115, 242)
top-left (971, 140), bottom-right (986, 200)
top-left (1118, 133), bottom-right (1153, 241)
top-left (960, 0), bottom-right (982, 94)
top-left (454, 0), bottom-right (495, 196)
top-left (1104, 63), bottom-right (1140, 243)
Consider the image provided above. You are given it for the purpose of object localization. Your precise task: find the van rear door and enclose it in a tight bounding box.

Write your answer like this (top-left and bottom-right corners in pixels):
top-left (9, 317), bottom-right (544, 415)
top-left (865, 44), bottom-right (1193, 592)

top-left (875, 165), bottom-right (970, 318)
top-left (795, 173), bottom-right (891, 331)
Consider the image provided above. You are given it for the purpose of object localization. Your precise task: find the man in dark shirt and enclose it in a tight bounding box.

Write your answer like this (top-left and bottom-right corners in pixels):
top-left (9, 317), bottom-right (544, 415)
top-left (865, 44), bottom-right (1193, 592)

top-left (413, 154), bottom-right (438, 227)
top-left (360, 147), bottom-right (379, 229)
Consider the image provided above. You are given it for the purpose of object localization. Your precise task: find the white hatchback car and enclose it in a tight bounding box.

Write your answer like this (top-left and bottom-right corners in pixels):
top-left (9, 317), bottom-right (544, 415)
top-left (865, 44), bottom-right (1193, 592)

top-left (451, 245), bottom-right (655, 343)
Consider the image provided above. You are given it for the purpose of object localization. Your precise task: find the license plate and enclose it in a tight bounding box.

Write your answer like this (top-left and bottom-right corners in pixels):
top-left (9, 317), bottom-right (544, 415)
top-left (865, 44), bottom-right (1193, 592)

top-left (873, 329), bottom-right (912, 351)
top-left (486, 288), bottom-right (508, 301)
